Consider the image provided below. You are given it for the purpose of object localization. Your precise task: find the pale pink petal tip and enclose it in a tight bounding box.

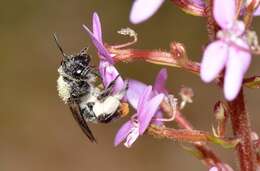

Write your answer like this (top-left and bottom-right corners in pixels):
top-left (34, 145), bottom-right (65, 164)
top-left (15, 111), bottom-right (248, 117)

top-left (130, 0), bottom-right (164, 24)
top-left (213, 0), bottom-right (236, 29)
top-left (92, 12), bottom-right (102, 42)
top-left (209, 167), bottom-right (218, 171)
top-left (200, 41), bottom-right (228, 83)
top-left (224, 46), bottom-right (251, 101)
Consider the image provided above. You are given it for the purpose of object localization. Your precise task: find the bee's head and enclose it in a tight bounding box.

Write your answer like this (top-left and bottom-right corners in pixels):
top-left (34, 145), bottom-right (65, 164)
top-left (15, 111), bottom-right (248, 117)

top-left (61, 54), bottom-right (91, 80)
top-left (54, 33), bottom-right (92, 80)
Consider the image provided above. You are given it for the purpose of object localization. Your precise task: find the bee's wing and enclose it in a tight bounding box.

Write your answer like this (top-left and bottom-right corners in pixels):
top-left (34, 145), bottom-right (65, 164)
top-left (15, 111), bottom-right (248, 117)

top-left (68, 101), bottom-right (97, 143)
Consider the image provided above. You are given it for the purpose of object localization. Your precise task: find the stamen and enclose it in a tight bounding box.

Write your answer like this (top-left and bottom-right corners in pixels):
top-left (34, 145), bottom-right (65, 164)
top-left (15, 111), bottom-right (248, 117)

top-left (155, 95), bottom-right (178, 122)
top-left (110, 27), bottom-right (138, 49)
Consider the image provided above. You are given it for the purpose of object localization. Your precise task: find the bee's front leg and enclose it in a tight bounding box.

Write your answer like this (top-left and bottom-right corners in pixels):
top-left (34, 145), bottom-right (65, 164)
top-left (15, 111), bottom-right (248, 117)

top-left (97, 75), bottom-right (120, 101)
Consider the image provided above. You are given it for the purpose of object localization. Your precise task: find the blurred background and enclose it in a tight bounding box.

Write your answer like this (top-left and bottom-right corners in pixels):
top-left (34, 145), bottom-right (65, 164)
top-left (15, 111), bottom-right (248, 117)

top-left (0, 0), bottom-right (260, 171)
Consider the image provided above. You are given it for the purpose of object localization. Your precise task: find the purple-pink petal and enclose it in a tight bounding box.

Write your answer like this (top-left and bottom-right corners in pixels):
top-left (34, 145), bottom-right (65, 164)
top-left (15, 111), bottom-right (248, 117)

top-left (153, 68), bottom-right (168, 94)
top-left (200, 40), bottom-right (228, 83)
top-left (152, 111), bottom-right (163, 126)
top-left (83, 24), bottom-right (114, 64)
top-left (137, 86), bottom-right (153, 114)
top-left (129, 0), bottom-right (164, 24)
top-left (99, 61), bottom-right (124, 93)
top-left (92, 12), bottom-right (102, 43)
top-left (189, 0), bottom-right (206, 8)
top-left (126, 79), bottom-right (147, 109)
top-left (213, 0), bottom-right (236, 29)
top-left (139, 93), bottom-right (164, 134)
top-left (224, 45), bottom-right (251, 101)
top-left (114, 121), bottom-right (132, 146)
top-left (254, 6), bottom-right (260, 16)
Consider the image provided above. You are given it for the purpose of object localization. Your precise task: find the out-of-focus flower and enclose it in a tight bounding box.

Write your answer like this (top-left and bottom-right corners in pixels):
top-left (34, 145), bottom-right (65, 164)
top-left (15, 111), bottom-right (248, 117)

top-left (130, 0), bottom-right (164, 24)
top-left (209, 164), bottom-right (234, 171)
top-left (114, 86), bottom-right (164, 147)
top-left (129, 0), bottom-right (206, 24)
top-left (83, 12), bottom-right (124, 93)
top-left (200, 0), bottom-right (251, 101)
top-left (209, 167), bottom-right (218, 171)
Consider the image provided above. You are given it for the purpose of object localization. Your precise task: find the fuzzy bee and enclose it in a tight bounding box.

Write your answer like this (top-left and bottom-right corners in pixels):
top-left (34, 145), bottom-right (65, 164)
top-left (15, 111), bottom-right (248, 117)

top-left (54, 34), bottom-right (127, 143)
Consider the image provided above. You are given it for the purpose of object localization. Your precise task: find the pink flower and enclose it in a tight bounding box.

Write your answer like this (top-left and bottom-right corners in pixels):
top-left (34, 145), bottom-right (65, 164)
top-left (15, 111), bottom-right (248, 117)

top-left (114, 69), bottom-right (168, 147)
top-left (114, 86), bottom-right (164, 147)
top-left (127, 68), bottom-right (168, 108)
top-left (83, 12), bottom-right (124, 93)
top-left (200, 0), bottom-right (251, 101)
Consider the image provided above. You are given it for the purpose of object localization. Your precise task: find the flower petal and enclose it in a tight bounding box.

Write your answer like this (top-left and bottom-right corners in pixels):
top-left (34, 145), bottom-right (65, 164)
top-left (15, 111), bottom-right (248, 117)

top-left (99, 61), bottom-right (124, 93)
top-left (92, 12), bottom-right (102, 43)
top-left (189, 0), bottom-right (206, 8)
top-left (213, 0), bottom-right (236, 29)
top-left (114, 121), bottom-right (132, 146)
top-left (224, 44), bottom-right (251, 101)
top-left (153, 68), bottom-right (168, 94)
top-left (254, 6), bottom-right (260, 16)
top-left (152, 111), bottom-right (163, 126)
top-left (124, 124), bottom-right (140, 148)
top-left (209, 167), bottom-right (218, 171)
top-left (137, 85), bottom-right (153, 114)
top-left (130, 0), bottom-right (164, 24)
top-left (126, 79), bottom-right (147, 109)
top-left (200, 40), bottom-right (228, 82)
top-left (139, 93), bottom-right (164, 134)
top-left (83, 25), bottom-right (114, 64)
top-left (230, 21), bottom-right (245, 37)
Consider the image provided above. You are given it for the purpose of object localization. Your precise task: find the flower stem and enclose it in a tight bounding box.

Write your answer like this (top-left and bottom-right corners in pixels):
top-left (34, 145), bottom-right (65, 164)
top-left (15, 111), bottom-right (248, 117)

top-left (205, 0), bottom-right (220, 41)
top-left (160, 101), bottom-right (227, 169)
top-left (227, 89), bottom-right (256, 171)
top-left (148, 125), bottom-right (210, 142)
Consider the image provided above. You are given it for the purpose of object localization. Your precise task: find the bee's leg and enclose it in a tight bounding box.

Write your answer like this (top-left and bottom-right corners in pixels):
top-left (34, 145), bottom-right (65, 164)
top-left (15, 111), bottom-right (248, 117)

top-left (97, 113), bottom-right (119, 123)
top-left (95, 96), bottom-right (121, 123)
top-left (113, 80), bottom-right (129, 100)
top-left (98, 75), bottom-right (120, 101)
top-left (79, 47), bottom-right (89, 55)
top-left (82, 102), bottom-right (97, 122)
top-left (70, 81), bottom-right (90, 99)
top-left (96, 82), bottom-right (129, 123)
top-left (91, 68), bottom-right (101, 78)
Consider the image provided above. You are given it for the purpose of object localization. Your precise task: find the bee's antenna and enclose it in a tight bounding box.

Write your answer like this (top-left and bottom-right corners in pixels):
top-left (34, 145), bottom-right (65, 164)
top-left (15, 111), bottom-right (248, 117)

top-left (53, 33), bottom-right (68, 59)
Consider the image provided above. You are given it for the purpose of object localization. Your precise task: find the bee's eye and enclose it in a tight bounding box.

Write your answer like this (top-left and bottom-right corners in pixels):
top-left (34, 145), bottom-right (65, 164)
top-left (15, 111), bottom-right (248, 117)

top-left (76, 69), bottom-right (82, 74)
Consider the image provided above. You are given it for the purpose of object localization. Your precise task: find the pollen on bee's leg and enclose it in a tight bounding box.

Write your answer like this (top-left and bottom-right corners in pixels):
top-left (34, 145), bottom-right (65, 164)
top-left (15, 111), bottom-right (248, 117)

top-left (97, 83), bottom-right (104, 89)
top-left (117, 103), bottom-right (129, 118)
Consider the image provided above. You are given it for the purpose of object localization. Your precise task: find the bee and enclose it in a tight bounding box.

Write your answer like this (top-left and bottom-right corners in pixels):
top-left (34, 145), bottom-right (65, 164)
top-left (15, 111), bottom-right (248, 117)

top-left (54, 34), bottom-right (127, 143)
